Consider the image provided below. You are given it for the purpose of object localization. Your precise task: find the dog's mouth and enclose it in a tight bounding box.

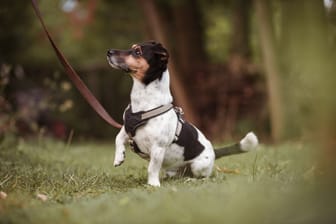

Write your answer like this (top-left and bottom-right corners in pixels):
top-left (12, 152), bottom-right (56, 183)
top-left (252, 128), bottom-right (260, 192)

top-left (107, 55), bottom-right (133, 73)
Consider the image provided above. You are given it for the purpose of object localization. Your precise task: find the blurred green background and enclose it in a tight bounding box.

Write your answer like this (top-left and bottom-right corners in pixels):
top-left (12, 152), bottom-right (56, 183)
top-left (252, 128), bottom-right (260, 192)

top-left (1, 0), bottom-right (335, 146)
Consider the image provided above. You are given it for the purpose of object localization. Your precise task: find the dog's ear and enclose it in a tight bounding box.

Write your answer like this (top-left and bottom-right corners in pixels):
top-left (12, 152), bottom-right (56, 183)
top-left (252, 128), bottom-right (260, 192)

top-left (153, 43), bottom-right (169, 63)
top-left (142, 42), bottom-right (169, 85)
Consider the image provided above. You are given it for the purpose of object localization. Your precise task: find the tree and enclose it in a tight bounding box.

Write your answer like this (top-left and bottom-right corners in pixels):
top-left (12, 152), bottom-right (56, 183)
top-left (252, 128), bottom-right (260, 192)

top-left (278, 0), bottom-right (336, 170)
top-left (228, 0), bottom-right (252, 75)
top-left (279, 0), bottom-right (331, 138)
top-left (171, 0), bottom-right (207, 77)
top-left (254, 0), bottom-right (284, 142)
top-left (0, 1), bottom-right (32, 63)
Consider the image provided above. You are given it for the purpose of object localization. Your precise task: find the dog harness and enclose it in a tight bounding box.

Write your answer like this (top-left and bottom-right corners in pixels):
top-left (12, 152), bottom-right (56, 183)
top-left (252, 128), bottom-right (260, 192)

top-left (124, 104), bottom-right (205, 161)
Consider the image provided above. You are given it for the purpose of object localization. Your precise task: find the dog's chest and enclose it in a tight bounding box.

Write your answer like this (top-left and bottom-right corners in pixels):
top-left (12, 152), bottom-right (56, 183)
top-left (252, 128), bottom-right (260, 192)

top-left (125, 109), bottom-right (206, 163)
top-left (131, 112), bottom-right (177, 157)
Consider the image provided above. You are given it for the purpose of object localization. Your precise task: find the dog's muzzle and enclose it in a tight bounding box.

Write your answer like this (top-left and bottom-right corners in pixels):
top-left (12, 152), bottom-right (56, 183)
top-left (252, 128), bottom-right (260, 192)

top-left (107, 50), bottom-right (132, 73)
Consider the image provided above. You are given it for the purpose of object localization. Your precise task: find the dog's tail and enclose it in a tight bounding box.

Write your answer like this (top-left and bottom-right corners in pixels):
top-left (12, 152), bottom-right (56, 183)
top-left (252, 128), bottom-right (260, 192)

top-left (214, 132), bottom-right (258, 160)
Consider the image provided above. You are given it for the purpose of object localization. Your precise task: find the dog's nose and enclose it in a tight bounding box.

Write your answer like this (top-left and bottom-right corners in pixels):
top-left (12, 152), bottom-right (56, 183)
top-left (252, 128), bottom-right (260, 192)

top-left (107, 49), bottom-right (115, 56)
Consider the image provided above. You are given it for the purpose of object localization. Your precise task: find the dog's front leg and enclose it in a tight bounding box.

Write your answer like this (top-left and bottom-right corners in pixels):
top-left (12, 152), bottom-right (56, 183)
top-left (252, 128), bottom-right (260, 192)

top-left (147, 146), bottom-right (165, 187)
top-left (114, 126), bottom-right (129, 167)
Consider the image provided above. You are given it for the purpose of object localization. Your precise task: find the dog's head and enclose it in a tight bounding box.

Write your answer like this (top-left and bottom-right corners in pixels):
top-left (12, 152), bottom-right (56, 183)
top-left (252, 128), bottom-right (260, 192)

top-left (107, 41), bottom-right (169, 85)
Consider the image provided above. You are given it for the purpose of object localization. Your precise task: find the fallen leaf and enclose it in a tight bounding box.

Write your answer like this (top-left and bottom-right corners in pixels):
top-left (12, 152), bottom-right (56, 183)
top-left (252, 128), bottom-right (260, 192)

top-left (36, 193), bottom-right (48, 202)
top-left (216, 166), bottom-right (240, 174)
top-left (0, 191), bottom-right (7, 199)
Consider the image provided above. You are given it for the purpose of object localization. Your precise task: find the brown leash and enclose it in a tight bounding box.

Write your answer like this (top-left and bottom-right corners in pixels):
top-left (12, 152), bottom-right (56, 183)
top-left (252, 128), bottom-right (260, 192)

top-left (31, 0), bottom-right (122, 129)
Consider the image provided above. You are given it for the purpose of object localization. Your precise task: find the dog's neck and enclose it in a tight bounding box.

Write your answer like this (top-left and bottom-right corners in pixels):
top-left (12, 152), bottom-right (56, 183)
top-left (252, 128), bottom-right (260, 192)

top-left (130, 69), bottom-right (173, 112)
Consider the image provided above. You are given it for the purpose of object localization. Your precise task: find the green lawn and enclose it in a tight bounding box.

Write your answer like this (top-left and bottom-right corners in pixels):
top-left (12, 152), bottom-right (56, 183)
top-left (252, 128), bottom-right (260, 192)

top-left (0, 136), bottom-right (335, 224)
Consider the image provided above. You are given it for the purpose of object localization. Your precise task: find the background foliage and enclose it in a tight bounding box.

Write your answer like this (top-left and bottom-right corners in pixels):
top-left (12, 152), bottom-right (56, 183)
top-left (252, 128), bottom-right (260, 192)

top-left (1, 0), bottom-right (335, 143)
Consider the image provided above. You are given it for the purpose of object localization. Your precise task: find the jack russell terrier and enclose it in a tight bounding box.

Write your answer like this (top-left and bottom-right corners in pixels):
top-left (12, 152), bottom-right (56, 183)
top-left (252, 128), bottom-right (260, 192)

top-left (107, 41), bottom-right (258, 186)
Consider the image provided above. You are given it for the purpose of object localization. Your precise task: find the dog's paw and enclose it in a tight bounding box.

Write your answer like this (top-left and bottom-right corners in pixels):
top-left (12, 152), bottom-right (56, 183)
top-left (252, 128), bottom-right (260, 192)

top-left (240, 132), bottom-right (259, 152)
top-left (147, 178), bottom-right (161, 187)
top-left (113, 150), bottom-right (125, 167)
top-left (113, 159), bottom-right (124, 167)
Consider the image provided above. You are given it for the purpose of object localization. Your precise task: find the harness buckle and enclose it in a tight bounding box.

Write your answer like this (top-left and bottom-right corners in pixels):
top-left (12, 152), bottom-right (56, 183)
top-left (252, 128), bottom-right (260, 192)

top-left (172, 107), bottom-right (184, 143)
top-left (174, 106), bottom-right (184, 116)
top-left (128, 138), bottom-right (135, 149)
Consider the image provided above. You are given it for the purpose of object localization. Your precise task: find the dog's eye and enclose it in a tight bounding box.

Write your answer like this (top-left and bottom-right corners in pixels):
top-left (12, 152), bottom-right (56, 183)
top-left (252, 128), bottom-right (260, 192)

top-left (133, 48), bottom-right (142, 56)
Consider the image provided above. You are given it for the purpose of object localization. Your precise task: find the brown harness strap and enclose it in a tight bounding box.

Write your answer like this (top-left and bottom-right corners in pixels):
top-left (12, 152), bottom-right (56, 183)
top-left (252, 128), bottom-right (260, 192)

top-left (31, 0), bottom-right (122, 129)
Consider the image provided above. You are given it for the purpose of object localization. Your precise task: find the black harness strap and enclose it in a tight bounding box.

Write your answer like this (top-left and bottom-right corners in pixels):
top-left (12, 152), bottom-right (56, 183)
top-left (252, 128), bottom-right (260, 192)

top-left (124, 103), bottom-right (173, 159)
top-left (124, 103), bottom-right (174, 137)
top-left (172, 108), bottom-right (205, 161)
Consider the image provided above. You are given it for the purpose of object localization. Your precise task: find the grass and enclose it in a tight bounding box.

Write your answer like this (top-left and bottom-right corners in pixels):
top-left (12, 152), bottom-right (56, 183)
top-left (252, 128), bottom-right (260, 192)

top-left (0, 136), bottom-right (335, 224)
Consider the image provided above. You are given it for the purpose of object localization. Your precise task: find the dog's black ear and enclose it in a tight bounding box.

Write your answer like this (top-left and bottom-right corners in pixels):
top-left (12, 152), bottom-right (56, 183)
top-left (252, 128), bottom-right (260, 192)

top-left (144, 41), bottom-right (169, 62)
top-left (143, 42), bottom-right (169, 85)
top-left (153, 43), bottom-right (169, 63)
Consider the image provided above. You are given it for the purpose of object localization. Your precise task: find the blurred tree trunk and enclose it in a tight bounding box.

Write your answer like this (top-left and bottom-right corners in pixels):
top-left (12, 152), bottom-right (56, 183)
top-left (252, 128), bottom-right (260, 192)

top-left (254, 0), bottom-right (284, 142)
top-left (279, 0), bottom-right (336, 170)
top-left (169, 0), bottom-right (207, 127)
top-left (172, 0), bottom-right (207, 77)
top-left (229, 0), bottom-right (251, 75)
top-left (279, 0), bottom-right (330, 138)
top-left (221, 0), bottom-right (252, 138)
top-left (137, 0), bottom-right (198, 124)
top-left (0, 1), bottom-right (32, 63)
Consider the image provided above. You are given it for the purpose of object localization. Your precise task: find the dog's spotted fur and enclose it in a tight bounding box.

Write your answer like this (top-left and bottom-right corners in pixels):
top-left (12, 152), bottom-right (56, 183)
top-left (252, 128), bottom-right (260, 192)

top-left (107, 41), bottom-right (258, 186)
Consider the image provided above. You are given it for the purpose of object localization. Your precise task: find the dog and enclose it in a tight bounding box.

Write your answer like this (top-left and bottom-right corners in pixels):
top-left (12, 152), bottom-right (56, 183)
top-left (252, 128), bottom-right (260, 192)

top-left (107, 41), bottom-right (258, 186)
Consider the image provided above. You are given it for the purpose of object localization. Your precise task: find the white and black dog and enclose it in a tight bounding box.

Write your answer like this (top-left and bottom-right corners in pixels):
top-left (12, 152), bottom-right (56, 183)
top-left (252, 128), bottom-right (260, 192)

top-left (107, 41), bottom-right (258, 186)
